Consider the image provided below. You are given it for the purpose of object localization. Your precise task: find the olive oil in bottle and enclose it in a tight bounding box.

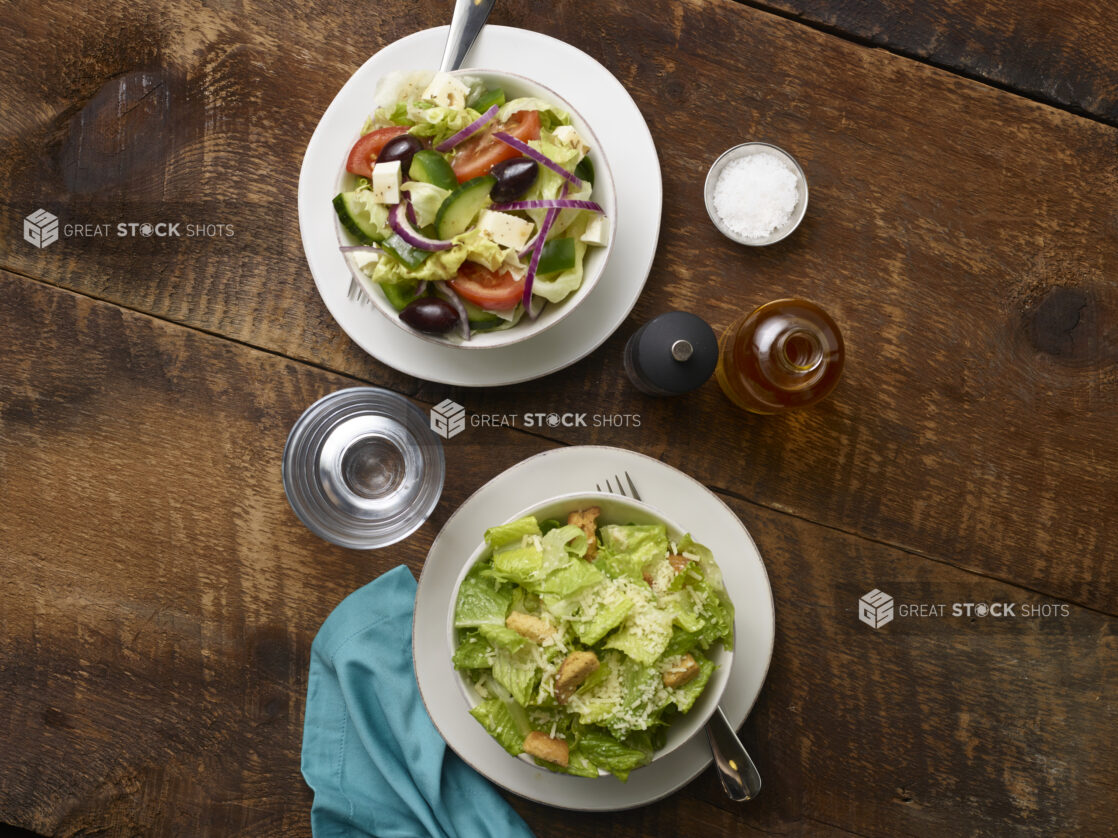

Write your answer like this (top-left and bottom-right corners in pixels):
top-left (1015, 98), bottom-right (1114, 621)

top-left (715, 298), bottom-right (844, 413)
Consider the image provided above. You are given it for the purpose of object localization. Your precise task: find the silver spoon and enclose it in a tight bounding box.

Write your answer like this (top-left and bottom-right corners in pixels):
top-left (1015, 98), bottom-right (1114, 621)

top-left (440, 0), bottom-right (497, 72)
top-left (706, 705), bottom-right (763, 800)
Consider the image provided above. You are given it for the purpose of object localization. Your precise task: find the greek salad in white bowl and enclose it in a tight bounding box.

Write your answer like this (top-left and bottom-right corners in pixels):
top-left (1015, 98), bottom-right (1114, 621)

top-left (334, 69), bottom-right (616, 348)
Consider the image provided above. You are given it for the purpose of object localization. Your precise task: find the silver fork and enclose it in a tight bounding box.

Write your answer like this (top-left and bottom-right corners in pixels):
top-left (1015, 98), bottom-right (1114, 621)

top-left (597, 470), bottom-right (763, 802)
top-left (347, 276), bottom-right (373, 307)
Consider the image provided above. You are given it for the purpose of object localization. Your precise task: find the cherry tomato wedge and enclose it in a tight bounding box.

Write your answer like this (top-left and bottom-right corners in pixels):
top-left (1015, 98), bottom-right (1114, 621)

top-left (451, 110), bottom-right (541, 183)
top-left (346, 126), bottom-right (411, 178)
top-left (448, 262), bottom-right (523, 311)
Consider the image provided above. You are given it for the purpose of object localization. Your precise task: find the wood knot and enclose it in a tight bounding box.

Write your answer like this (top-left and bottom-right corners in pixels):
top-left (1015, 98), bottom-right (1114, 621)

top-left (663, 78), bottom-right (687, 105)
top-left (59, 68), bottom-right (179, 195)
top-left (1021, 286), bottom-right (1098, 366)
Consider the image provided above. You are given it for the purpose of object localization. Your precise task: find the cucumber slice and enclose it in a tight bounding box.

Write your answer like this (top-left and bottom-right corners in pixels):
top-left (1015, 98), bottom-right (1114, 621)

top-left (436, 175), bottom-right (496, 240)
top-left (381, 280), bottom-right (420, 311)
top-left (536, 238), bottom-right (577, 275)
top-left (381, 233), bottom-right (431, 270)
top-left (333, 191), bottom-right (385, 244)
top-left (574, 155), bottom-right (594, 185)
top-left (409, 149), bottom-right (458, 191)
top-left (461, 298), bottom-right (506, 331)
top-left (472, 87), bottom-right (506, 112)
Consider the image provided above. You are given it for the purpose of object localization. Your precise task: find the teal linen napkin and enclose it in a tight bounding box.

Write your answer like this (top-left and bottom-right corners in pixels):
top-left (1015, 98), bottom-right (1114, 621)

top-left (301, 565), bottom-right (536, 838)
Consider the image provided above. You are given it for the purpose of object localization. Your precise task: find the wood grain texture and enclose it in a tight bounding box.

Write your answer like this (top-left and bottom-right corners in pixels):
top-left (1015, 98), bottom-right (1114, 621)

top-left (738, 0), bottom-right (1118, 124)
top-left (2, 276), bottom-right (1115, 836)
top-left (2, 0), bottom-right (1116, 617)
top-left (2, 0), bottom-right (1118, 616)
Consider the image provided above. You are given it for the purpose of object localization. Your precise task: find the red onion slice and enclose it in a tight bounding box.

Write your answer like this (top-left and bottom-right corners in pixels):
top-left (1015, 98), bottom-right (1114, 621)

top-left (518, 183), bottom-right (569, 259)
top-left (387, 202), bottom-right (454, 252)
top-left (492, 131), bottom-right (583, 188)
top-left (436, 104), bottom-right (500, 153)
top-left (490, 199), bottom-right (602, 213)
top-left (432, 282), bottom-right (471, 341)
top-left (521, 204), bottom-right (561, 316)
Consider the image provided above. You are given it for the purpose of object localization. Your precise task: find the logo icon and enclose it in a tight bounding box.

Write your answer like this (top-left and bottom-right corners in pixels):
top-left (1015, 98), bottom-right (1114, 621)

top-left (859, 589), bottom-right (894, 629)
top-left (24, 209), bottom-right (59, 248)
top-left (430, 399), bottom-right (466, 439)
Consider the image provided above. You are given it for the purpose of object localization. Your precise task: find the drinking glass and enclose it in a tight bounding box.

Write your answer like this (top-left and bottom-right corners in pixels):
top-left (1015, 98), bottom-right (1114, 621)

top-left (282, 387), bottom-right (445, 549)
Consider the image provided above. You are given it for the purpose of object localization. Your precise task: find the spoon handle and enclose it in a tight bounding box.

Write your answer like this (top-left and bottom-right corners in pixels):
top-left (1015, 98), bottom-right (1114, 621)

top-left (705, 705), bottom-right (762, 801)
top-left (440, 0), bottom-right (497, 72)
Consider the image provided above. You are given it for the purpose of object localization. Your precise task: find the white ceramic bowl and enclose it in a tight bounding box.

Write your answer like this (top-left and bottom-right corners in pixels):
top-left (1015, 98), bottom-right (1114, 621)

top-left (446, 491), bottom-right (734, 776)
top-left (336, 70), bottom-right (617, 349)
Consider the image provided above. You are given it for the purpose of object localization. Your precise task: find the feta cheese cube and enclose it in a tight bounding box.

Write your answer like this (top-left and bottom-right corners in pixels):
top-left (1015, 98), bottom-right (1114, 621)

top-left (553, 125), bottom-right (590, 156)
top-left (370, 160), bottom-right (401, 204)
top-left (421, 72), bottom-right (470, 110)
top-left (477, 209), bottom-right (535, 251)
top-left (350, 250), bottom-right (379, 270)
top-left (580, 214), bottom-right (610, 246)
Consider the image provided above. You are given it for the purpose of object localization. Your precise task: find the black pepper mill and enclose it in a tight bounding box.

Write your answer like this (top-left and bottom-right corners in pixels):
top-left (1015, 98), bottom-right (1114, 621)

top-left (624, 312), bottom-right (719, 396)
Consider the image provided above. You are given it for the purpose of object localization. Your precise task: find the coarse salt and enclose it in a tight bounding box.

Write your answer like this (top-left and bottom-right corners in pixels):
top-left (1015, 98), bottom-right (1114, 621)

top-left (712, 151), bottom-right (799, 240)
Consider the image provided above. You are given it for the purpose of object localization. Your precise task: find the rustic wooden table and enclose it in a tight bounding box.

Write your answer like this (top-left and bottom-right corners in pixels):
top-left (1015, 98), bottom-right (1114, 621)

top-left (2, 0), bottom-right (1116, 835)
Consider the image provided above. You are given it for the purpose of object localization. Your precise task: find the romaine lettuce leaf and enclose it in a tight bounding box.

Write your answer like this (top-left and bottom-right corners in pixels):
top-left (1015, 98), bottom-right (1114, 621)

top-left (477, 623), bottom-right (531, 653)
top-left (469, 697), bottom-right (525, 756)
top-left (540, 524), bottom-right (589, 568)
top-left (658, 589), bottom-right (705, 634)
top-left (535, 559), bottom-right (602, 598)
top-left (485, 516), bottom-right (542, 550)
top-left (452, 630), bottom-right (494, 670)
top-left (576, 731), bottom-right (651, 782)
top-left (561, 748), bottom-right (600, 778)
top-left (492, 648), bottom-right (539, 707)
top-left (454, 567), bottom-right (511, 628)
top-left (572, 594), bottom-right (635, 648)
top-left (667, 653), bottom-right (715, 714)
top-left (596, 524), bottom-right (670, 582)
top-left (603, 599), bottom-right (674, 666)
top-left (491, 544), bottom-right (544, 586)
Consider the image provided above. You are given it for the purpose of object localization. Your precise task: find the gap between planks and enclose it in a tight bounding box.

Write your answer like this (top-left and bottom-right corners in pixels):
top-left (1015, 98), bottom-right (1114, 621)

top-left (728, 0), bottom-right (1118, 130)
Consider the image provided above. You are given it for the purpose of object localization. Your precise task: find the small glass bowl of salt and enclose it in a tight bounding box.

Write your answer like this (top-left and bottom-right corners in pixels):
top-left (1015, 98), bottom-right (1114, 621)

top-left (704, 142), bottom-right (808, 246)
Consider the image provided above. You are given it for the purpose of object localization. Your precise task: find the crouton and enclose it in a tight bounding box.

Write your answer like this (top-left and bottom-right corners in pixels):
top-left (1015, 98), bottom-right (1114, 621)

top-left (555, 650), bottom-right (600, 703)
top-left (505, 611), bottom-right (556, 643)
top-left (662, 654), bottom-right (701, 688)
top-left (668, 554), bottom-right (693, 573)
top-left (567, 506), bottom-right (601, 560)
top-left (523, 731), bottom-right (569, 767)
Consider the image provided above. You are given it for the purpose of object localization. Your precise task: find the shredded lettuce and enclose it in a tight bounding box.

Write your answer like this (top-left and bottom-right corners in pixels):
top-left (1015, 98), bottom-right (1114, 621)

top-left (401, 181), bottom-right (450, 228)
top-left (408, 104), bottom-right (484, 146)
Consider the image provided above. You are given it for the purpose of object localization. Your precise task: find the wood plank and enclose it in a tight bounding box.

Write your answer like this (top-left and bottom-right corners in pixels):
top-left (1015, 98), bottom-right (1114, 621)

top-left (2, 274), bottom-right (1113, 836)
top-left (0, 0), bottom-right (1115, 604)
top-left (737, 0), bottom-right (1118, 124)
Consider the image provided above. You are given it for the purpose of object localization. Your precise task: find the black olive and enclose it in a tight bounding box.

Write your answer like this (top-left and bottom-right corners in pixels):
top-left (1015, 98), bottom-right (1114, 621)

top-left (400, 297), bottom-right (459, 333)
top-left (377, 134), bottom-right (425, 173)
top-left (490, 157), bottom-right (539, 202)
